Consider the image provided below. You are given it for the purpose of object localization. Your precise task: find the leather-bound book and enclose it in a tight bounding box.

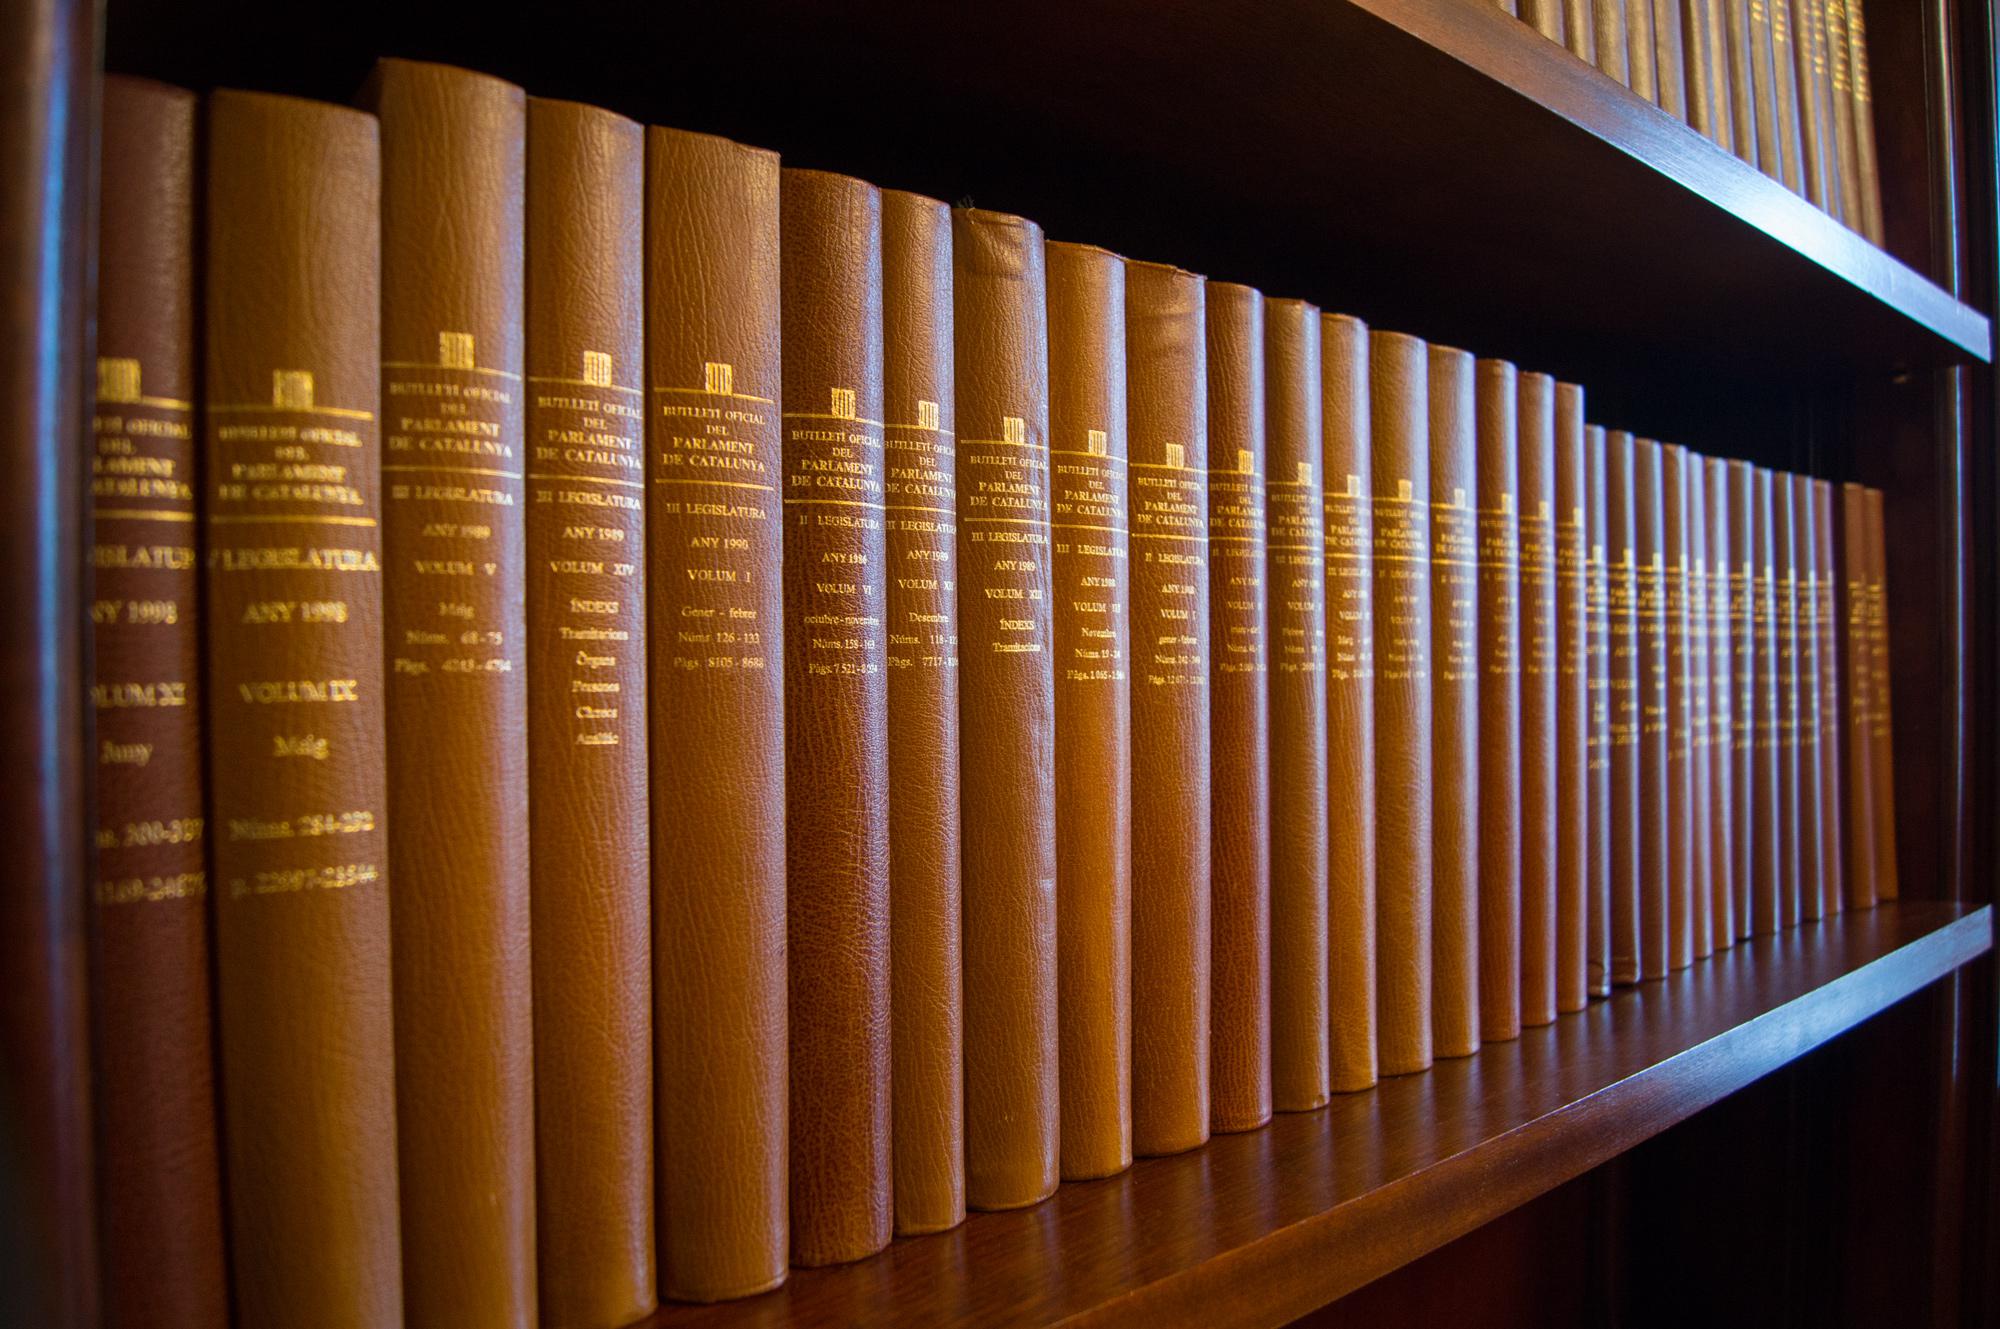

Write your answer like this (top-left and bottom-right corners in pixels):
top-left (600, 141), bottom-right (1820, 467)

top-left (363, 61), bottom-right (535, 1326)
top-left (1048, 241), bottom-right (1135, 1168)
top-left (884, 190), bottom-right (965, 1230)
top-left (1605, 432), bottom-right (1642, 984)
top-left (1660, 444), bottom-right (1693, 972)
top-left (783, 171), bottom-right (898, 1247)
top-left (1595, 0), bottom-right (1630, 81)
top-left (644, 125), bottom-right (788, 1299)
top-left (204, 88), bottom-right (402, 1329)
top-left (1554, 385), bottom-right (1588, 1011)
top-left (1772, 474), bottom-right (1802, 926)
top-left (524, 95), bottom-right (654, 1328)
top-left (1207, 283), bottom-right (1271, 1127)
top-left (1429, 346), bottom-right (1480, 1054)
top-left (91, 77), bottom-right (227, 1329)
top-left (1628, 0), bottom-right (1661, 102)
top-left (1633, 439), bottom-right (1668, 979)
top-left (1267, 300), bottom-right (1330, 1104)
top-left (1564, 0), bottom-right (1597, 61)
top-left (1653, 0), bottom-right (1690, 118)
top-left (1722, 0), bottom-right (1759, 161)
top-left (1684, 454), bottom-right (1714, 959)
top-left (1822, 0), bottom-right (1864, 228)
top-left (1845, 1), bottom-right (1885, 241)
top-left (1476, 359), bottom-right (1522, 1037)
top-left (1682, 0), bottom-right (1731, 145)
top-left (1727, 462), bottom-right (1756, 939)
top-left (1518, 374), bottom-right (1558, 1027)
top-left (1704, 457), bottom-right (1738, 947)
top-left (1371, 331), bottom-right (1433, 1074)
top-left (1791, 0), bottom-right (1838, 213)
top-left (1585, 426), bottom-right (1614, 995)
top-left (1323, 315), bottom-right (1378, 1090)
top-left (1749, 468), bottom-right (1782, 933)
top-left (1523, 0), bottom-right (1566, 45)
top-left (1768, 0), bottom-right (1808, 192)
top-left (1812, 479), bottom-right (1844, 916)
top-left (1127, 260), bottom-right (1212, 1149)
top-left (1790, 473), bottom-right (1826, 920)
top-left (1861, 486), bottom-right (1899, 898)
top-left (1745, 0), bottom-right (1785, 178)
top-left (1837, 483), bottom-right (1876, 906)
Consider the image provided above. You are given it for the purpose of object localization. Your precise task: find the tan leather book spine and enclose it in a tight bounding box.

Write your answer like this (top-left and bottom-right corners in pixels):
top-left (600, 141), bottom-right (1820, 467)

top-left (523, 96), bottom-right (655, 1329)
top-left (1523, 0), bottom-right (1568, 46)
top-left (883, 190), bottom-right (965, 1231)
top-left (1517, 373), bottom-right (1558, 1026)
top-left (1772, 472), bottom-right (1803, 926)
top-left (1565, 0), bottom-right (1598, 61)
top-left (1498, 0), bottom-right (1520, 19)
top-left (1846, 0), bottom-right (1886, 242)
top-left (1789, 0), bottom-right (1837, 212)
top-left (1681, 0), bottom-right (1729, 144)
top-left (1267, 300), bottom-right (1330, 1104)
top-left (1605, 432), bottom-right (1642, 984)
top-left (1595, 0), bottom-right (1632, 83)
top-left (1661, 443), bottom-right (1693, 972)
top-left (1862, 486), bottom-right (1898, 898)
top-left (1653, 0), bottom-right (1690, 118)
top-left (782, 170), bottom-right (897, 1251)
top-left (1746, 0), bottom-right (1786, 178)
top-left (203, 89), bottom-right (402, 1329)
top-left (1429, 346), bottom-right (1480, 1054)
top-left (1627, 0), bottom-right (1662, 101)
top-left (1633, 439), bottom-right (1668, 979)
top-left (1837, 482), bottom-right (1876, 906)
top-left (1704, 457), bottom-right (1738, 947)
top-left (1768, 0), bottom-right (1809, 192)
top-left (1207, 283), bottom-right (1271, 1126)
top-left (1323, 315), bottom-right (1378, 1090)
top-left (1554, 385), bottom-right (1588, 1011)
top-left (1585, 426), bottom-right (1615, 995)
top-left (644, 125), bottom-right (788, 1299)
top-left (1127, 260), bottom-right (1212, 1148)
top-left (1729, 461), bottom-right (1758, 939)
top-left (1722, 0), bottom-right (1759, 161)
top-left (1813, 479), bottom-right (1844, 916)
top-left (1822, 0), bottom-right (1865, 228)
top-left (91, 77), bottom-right (227, 1329)
top-left (1476, 359), bottom-right (1522, 1036)
top-left (1790, 473), bottom-right (1826, 920)
top-left (1048, 242), bottom-right (1135, 1168)
top-left (1750, 467), bottom-right (1782, 933)
top-left (1684, 452), bottom-right (1715, 959)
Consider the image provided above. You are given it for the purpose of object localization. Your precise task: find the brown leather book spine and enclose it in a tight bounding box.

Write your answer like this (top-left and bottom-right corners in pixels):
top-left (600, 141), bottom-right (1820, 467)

top-left (1862, 486), bottom-right (1898, 898)
top-left (1127, 260), bottom-right (1213, 1150)
top-left (1750, 467), bottom-right (1783, 933)
top-left (783, 171), bottom-right (898, 1250)
top-left (1681, 0), bottom-right (1728, 144)
top-left (363, 60), bottom-right (535, 1327)
top-left (1323, 314), bottom-right (1378, 1090)
top-left (1837, 482), bottom-right (1876, 906)
top-left (644, 125), bottom-right (788, 1299)
top-left (1653, 0), bottom-right (1690, 118)
top-left (1772, 473), bottom-right (1803, 926)
top-left (1585, 426), bottom-right (1614, 995)
top-left (1267, 301), bottom-right (1329, 1104)
top-left (1207, 283), bottom-right (1271, 1125)
top-left (1595, 0), bottom-right (1632, 83)
top-left (1517, 373), bottom-right (1558, 1026)
top-left (883, 190), bottom-right (965, 1230)
top-left (1554, 386), bottom-right (1588, 1010)
top-left (1846, 1), bottom-right (1886, 242)
top-left (1429, 346), bottom-right (1480, 1054)
top-left (1812, 479), bottom-right (1844, 916)
top-left (204, 89), bottom-right (403, 1329)
top-left (1683, 452), bottom-right (1715, 959)
top-left (1729, 461), bottom-right (1757, 940)
top-left (1721, 0), bottom-right (1759, 160)
top-left (1822, 0), bottom-right (1864, 228)
top-left (1476, 359), bottom-right (1522, 1036)
top-left (1565, 0), bottom-right (1597, 61)
top-left (1768, 0), bottom-right (1808, 192)
top-left (1791, 0), bottom-right (1838, 213)
top-left (91, 77), bottom-right (227, 1329)
top-left (1704, 457), bottom-right (1738, 947)
top-left (1371, 332), bottom-right (1433, 1074)
top-left (1605, 432), bottom-right (1642, 985)
top-left (523, 96), bottom-right (655, 1329)
top-left (1628, 0), bottom-right (1662, 102)
top-left (1523, 0), bottom-right (1567, 45)
top-left (1048, 242), bottom-right (1136, 1166)
top-left (1661, 444), bottom-right (1693, 972)
top-left (1746, 0), bottom-right (1786, 178)
top-left (1633, 439), bottom-right (1668, 979)
top-left (1790, 473), bottom-right (1826, 920)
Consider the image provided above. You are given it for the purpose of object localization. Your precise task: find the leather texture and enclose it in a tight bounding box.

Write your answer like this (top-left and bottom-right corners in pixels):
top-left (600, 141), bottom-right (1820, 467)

top-left (1861, 486), bottom-right (1899, 898)
top-left (1823, 0), bottom-right (1864, 226)
top-left (1521, 0), bottom-right (1565, 45)
top-left (1789, 472), bottom-right (1825, 921)
top-left (643, 125), bottom-right (789, 1300)
top-left (1047, 240), bottom-right (1135, 1174)
top-left (1266, 300), bottom-right (1331, 1104)
top-left (1205, 282), bottom-right (1272, 1129)
top-left (1476, 359), bottom-right (1522, 1037)
top-left (1553, 383), bottom-right (1589, 1011)
top-left (523, 95), bottom-right (656, 1329)
top-left (1772, 472), bottom-right (1802, 927)
top-left (1768, 0), bottom-right (1807, 192)
top-left (1749, 467), bottom-right (1783, 934)
top-left (1661, 443), bottom-right (1693, 973)
top-left (1370, 330), bottom-right (1433, 1075)
top-left (1788, 0), bottom-right (1834, 208)
top-left (1605, 431), bottom-right (1642, 986)
top-left (1729, 461), bottom-right (1758, 941)
top-left (91, 76), bottom-right (228, 1329)
top-left (1428, 345), bottom-right (1480, 1056)
top-left (1685, 0), bottom-right (1735, 147)
top-left (1517, 373), bottom-right (1558, 1023)
top-left (1837, 482), bottom-right (1876, 908)
top-left (203, 88), bottom-right (403, 1329)
top-left (781, 169), bottom-right (895, 1257)
top-left (1722, 0), bottom-right (1759, 161)
top-left (1651, 0), bottom-right (1688, 118)
top-left (1126, 260), bottom-right (1212, 1153)
top-left (1584, 426), bottom-right (1615, 995)
top-left (1683, 449), bottom-right (1714, 960)
top-left (1704, 457), bottom-right (1738, 948)
top-left (1845, 0), bottom-right (1886, 240)
top-left (1633, 439), bottom-right (1668, 980)
top-left (1563, 0), bottom-right (1595, 61)
top-left (1322, 314), bottom-right (1378, 1092)
top-left (1626, 0), bottom-right (1660, 102)
top-left (1812, 479), bottom-right (1844, 918)
top-left (951, 208), bottom-right (1060, 1204)
top-left (883, 190), bottom-right (965, 1232)
top-left (1595, 0), bottom-right (1631, 83)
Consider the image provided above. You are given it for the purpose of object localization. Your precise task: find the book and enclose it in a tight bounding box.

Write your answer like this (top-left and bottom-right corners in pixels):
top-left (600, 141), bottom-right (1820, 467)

top-left (782, 169), bottom-right (896, 1251)
top-left (1662, 443), bottom-right (1694, 972)
top-left (1838, 482), bottom-right (1876, 907)
top-left (1684, 451), bottom-right (1714, 959)
top-left (1682, 0), bottom-right (1731, 146)
top-left (1746, 0), bottom-right (1786, 179)
top-left (1862, 486), bottom-right (1899, 897)
top-left (1595, 0), bottom-right (1632, 83)
top-left (1750, 467), bottom-right (1782, 933)
top-left (1554, 384), bottom-right (1589, 1011)
top-left (1822, 0), bottom-right (1865, 228)
top-left (1633, 439), bottom-right (1669, 980)
top-left (1812, 479), bottom-right (1845, 916)
top-left (91, 75), bottom-right (227, 1329)
top-left (1585, 426), bottom-right (1615, 996)
top-left (1772, 472), bottom-right (1802, 927)
top-left (1722, 0), bottom-right (1760, 162)
top-left (1789, 0), bottom-right (1836, 212)
top-left (1127, 260), bottom-right (1213, 1148)
top-left (1476, 358), bottom-right (1522, 1036)
top-left (1790, 472), bottom-right (1826, 921)
top-left (644, 125), bottom-right (788, 1300)
top-left (1323, 314), bottom-right (1379, 1090)
top-left (1372, 330), bottom-right (1434, 1074)
top-left (882, 189), bottom-right (965, 1231)
top-left (1047, 240), bottom-right (1135, 1172)
top-left (1845, 0), bottom-right (1886, 241)
top-left (1207, 282), bottom-right (1272, 1127)
top-left (523, 94), bottom-right (654, 1328)
top-left (1768, 0), bottom-right (1808, 192)
top-left (1429, 345), bottom-right (1481, 1055)
top-left (1522, 0), bottom-right (1567, 45)
top-left (1267, 300), bottom-right (1331, 1105)
top-left (1518, 373), bottom-right (1559, 1026)
top-left (1605, 431), bottom-right (1642, 984)
top-left (1564, 0), bottom-right (1597, 62)
top-left (1653, 0), bottom-right (1690, 119)
top-left (1704, 457), bottom-right (1738, 948)
top-left (203, 88), bottom-right (403, 1329)
top-left (1728, 461), bottom-right (1758, 941)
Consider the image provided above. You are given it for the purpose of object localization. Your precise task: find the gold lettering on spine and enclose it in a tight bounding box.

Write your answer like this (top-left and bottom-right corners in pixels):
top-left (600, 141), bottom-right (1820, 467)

top-left (785, 392), bottom-right (887, 676)
top-left (1133, 453), bottom-right (1205, 687)
top-left (1211, 452), bottom-right (1266, 679)
top-left (1325, 472), bottom-right (1373, 688)
top-left (885, 401), bottom-right (958, 673)
top-left (963, 415), bottom-right (1052, 660)
top-left (1053, 422), bottom-right (1128, 685)
top-left (1270, 460), bottom-right (1324, 680)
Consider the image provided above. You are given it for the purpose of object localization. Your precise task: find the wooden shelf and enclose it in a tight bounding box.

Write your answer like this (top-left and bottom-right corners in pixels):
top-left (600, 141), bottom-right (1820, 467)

top-left (648, 901), bottom-right (1990, 1329)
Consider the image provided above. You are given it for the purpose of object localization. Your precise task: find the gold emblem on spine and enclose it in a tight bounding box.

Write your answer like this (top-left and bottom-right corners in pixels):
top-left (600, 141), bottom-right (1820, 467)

top-left (1003, 415), bottom-right (1026, 445)
top-left (1164, 442), bottom-right (1186, 469)
top-left (1298, 461), bottom-right (1314, 486)
top-left (1239, 449), bottom-right (1256, 476)
top-left (831, 386), bottom-right (857, 419)
top-left (705, 361), bottom-right (734, 395)
top-left (1453, 486), bottom-right (1467, 507)
top-left (273, 371), bottom-right (315, 410)
top-left (98, 357), bottom-right (141, 404)
top-left (918, 399), bottom-right (940, 430)
top-left (439, 331), bottom-right (476, 370)
top-left (1345, 473), bottom-right (1361, 497)
top-left (1087, 428), bottom-right (1109, 457)
top-left (582, 350), bottom-right (613, 387)
top-left (1397, 478), bottom-right (1413, 500)
top-left (1538, 499), bottom-right (1551, 519)
top-left (1501, 492), bottom-right (1515, 514)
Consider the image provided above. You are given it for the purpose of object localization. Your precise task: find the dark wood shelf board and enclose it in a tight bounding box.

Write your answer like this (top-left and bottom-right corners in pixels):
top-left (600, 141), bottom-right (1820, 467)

top-left (647, 901), bottom-right (1990, 1329)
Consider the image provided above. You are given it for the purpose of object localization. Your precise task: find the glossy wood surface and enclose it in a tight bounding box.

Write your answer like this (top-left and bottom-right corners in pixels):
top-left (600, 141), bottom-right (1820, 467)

top-left (644, 902), bottom-right (1988, 1329)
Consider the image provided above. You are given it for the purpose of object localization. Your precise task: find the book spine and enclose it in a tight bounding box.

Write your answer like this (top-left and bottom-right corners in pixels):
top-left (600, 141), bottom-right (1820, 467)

top-left (1523, 0), bottom-right (1567, 45)
top-left (1792, 0), bottom-right (1838, 213)
top-left (523, 95), bottom-right (654, 1329)
top-left (203, 89), bottom-right (402, 1329)
top-left (1685, 452), bottom-right (1715, 959)
top-left (1681, 0), bottom-right (1727, 144)
top-left (1127, 261), bottom-right (1212, 1148)
top-left (1746, 0), bottom-right (1786, 178)
top-left (782, 170), bottom-right (898, 1247)
top-left (1585, 426), bottom-right (1614, 995)
top-left (1662, 444), bottom-right (1693, 972)
top-left (1822, 0), bottom-right (1865, 228)
top-left (1595, 0), bottom-right (1632, 82)
top-left (91, 76), bottom-right (227, 1329)
top-left (1729, 461), bottom-right (1758, 940)
top-left (1267, 301), bottom-right (1330, 1104)
top-left (1838, 482), bottom-right (1876, 906)
top-left (643, 125), bottom-right (788, 1299)
top-left (1517, 373), bottom-right (1559, 1026)
top-left (1565, 0), bottom-right (1598, 62)
top-left (1862, 486), bottom-right (1898, 897)
top-left (1476, 359), bottom-right (1522, 1036)
top-left (883, 190), bottom-right (965, 1231)
top-left (1628, 0), bottom-right (1662, 102)
top-left (1720, 0), bottom-right (1758, 160)
top-left (1653, 0), bottom-right (1690, 118)
top-left (1207, 283), bottom-right (1272, 1127)
top-left (1750, 467), bottom-right (1782, 933)
top-left (1773, 472), bottom-right (1802, 926)
top-left (1769, 0), bottom-right (1808, 192)
top-left (1846, 0), bottom-right (1886, 242)
top-left (1791, 473), bottom-right (1826, 920)
top-left (1705, 457), bottom-right (1738, 947)
top-left (1606, 432), bottom-right (1642, 984)
top-left (1555, 386), bottom-right (1589, 1009)
top-left (1813, 479), bottom-right (1844, 915)
top-left (1323, 315), bottom-right (1378, 1090)
top-left (1047, 241), bottom-right (1134, 1172)
top-left (1633, 440), bottom-right (1669, 979)
top-left (1429, 346), bottom-right (1481, 1054)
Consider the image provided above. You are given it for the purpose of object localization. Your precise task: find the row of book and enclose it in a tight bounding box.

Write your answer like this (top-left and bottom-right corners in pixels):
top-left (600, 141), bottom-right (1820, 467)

top-left (1497, 0), bottom-right (1885, 241)
top-left (88, 59), bottom-right (1901, 1329)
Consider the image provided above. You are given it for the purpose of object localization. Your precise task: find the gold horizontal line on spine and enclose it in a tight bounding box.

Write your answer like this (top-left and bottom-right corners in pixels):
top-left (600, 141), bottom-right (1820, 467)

top-left (783, 412), bottom-right (887, 427)
top-left (94, 508), bottom-right (195, 523)
top-left (653, 386), bottom-right (775, 404)
top-left (1131, 531), bottom-right (1208, 543)
top-left (1432, 557), bottom-right (1478, 566)
top-left (963, 437), bottom-right (1047, 450)
top-left (1129, 461), bottom-right (1199, 471)
top-left (381, 464), bottom-right (524, 480)
top-left (1050, 521), bottom-right (1129, 535)
top-left (209, 513), bottom-right (379, 527)
top-left (526, 375), bottom-right (642, 395)
top-left (1266, 479), bottom-right (1320, 488)
top-left (1264, 543), bottom-right (1323, 552)
top-left (383, 361), bottom-right (522, 381)
top-left (650, 478), bottom-right (775, 492)
top-left (886, 423), bottom-right (955, 436)
top-left (884, 503), bottom-right (956, 515)
top-left (1369, 553), bottom-right (1434, 564)
top-left (1050, 448), bottom-right (1126, 463)
top-left (1209, 534), bottom-right (1266, 543)
top-left (209, 403), bottom-right (375, 421)
top-left (526, 473), bottom-right (645, 490)
top-left (109, 395), bottom-right (193, 411)
top-left (963, 516), bottom-right (1049, 526)
top-left (783, 497), bottom-right (886, 510)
